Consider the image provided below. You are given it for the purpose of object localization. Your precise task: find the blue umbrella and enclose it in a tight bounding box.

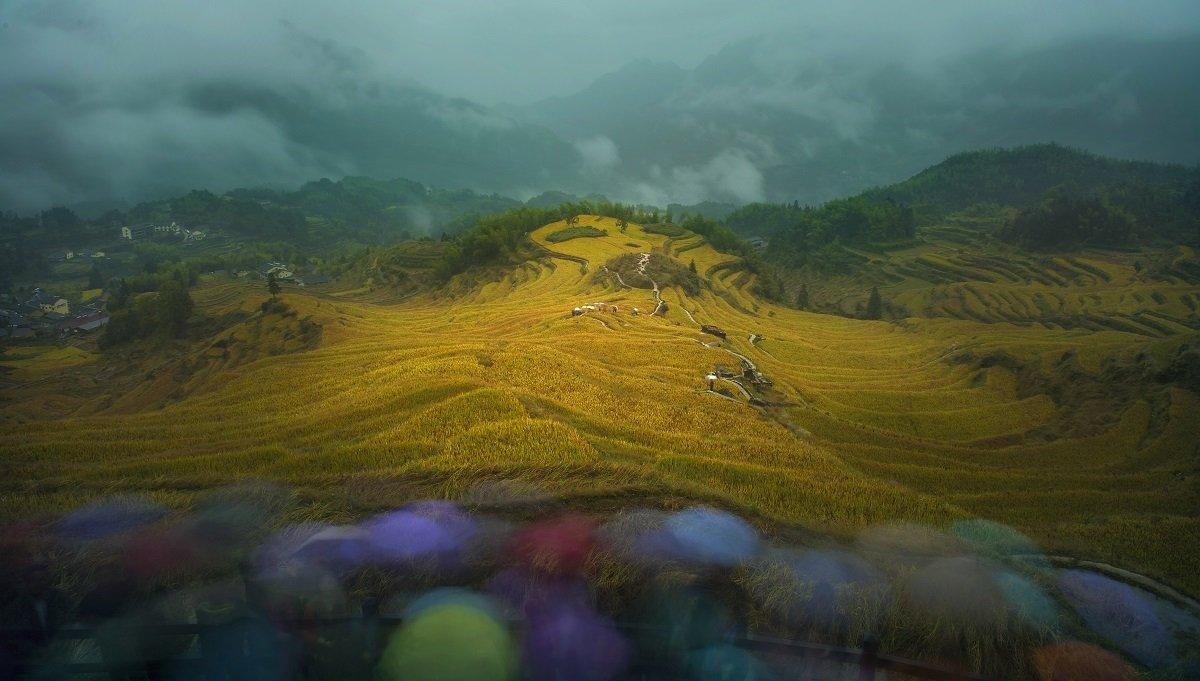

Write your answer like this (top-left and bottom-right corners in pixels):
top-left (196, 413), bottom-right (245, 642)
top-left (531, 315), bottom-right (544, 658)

top-left (56, 496), bottom-right (166, 541)
top-left (664, 507), bottom-right (761, 568)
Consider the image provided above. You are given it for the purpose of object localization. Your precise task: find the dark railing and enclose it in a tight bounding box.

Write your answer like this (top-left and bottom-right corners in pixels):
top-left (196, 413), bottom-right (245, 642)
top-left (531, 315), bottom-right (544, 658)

top-left (1, 616), bottom-right (991, 681)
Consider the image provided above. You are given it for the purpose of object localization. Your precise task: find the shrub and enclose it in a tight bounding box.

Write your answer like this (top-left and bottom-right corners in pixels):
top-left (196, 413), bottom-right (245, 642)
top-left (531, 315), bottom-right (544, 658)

top-left (546, 226), bottom-right (607, 243)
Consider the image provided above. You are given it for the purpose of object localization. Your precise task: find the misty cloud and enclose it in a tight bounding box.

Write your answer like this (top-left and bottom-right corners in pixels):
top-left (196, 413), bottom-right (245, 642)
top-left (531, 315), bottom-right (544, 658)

top-left (1, 0), bottom-right (1197, 211)
top-left (574, 136), bottom-right (621, 171)
top-left (632, 149), bottom-right (767, 206)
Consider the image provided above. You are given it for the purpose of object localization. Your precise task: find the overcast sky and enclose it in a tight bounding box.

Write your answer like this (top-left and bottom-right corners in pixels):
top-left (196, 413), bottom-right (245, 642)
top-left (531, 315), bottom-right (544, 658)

top-left (4, 0), bottom-right (1198, 104)
top-left (1, 0), bottom-right (1198, 210)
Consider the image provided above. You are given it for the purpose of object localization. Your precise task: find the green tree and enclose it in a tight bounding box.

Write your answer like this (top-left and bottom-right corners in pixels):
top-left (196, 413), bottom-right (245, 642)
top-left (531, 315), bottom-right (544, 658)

top-left (865, 286), bottom-right (883, 320)
top-left (267, 272), bottom-right (281, 298)
top-left (87, 264), bottom-right (105, 289)
top-left (110, 279), bottom-right (131, 310)
top-left (156, 280), bottom-right (193, 337)
top-left (795, 283), bottom-right (809, 310)
top-left (689, 259), bottom-right (697, 274)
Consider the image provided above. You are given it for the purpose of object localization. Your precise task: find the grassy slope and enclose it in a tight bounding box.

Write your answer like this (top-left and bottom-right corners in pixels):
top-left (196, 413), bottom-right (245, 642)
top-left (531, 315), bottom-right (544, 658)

top-left (1, 214), bottom-right (1197, 594)
top-left (795, 216), bottom-right (1200, 340)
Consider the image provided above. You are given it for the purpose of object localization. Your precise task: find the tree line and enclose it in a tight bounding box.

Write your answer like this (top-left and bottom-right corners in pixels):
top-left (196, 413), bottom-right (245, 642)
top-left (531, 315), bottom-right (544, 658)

top-left (100, 262), bottom-right (198, 349)
top-left (724, 196), bottom-right (917, 268)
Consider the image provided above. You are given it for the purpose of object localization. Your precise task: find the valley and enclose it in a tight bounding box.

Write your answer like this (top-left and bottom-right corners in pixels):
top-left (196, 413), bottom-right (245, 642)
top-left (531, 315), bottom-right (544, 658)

top-left (3, 215), bottom-right (1196, 602)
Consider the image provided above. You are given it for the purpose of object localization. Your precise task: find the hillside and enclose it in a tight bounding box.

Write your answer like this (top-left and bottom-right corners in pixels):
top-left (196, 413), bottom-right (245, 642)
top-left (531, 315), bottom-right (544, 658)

top-left (865, 144), bottom-right (1198, 212)
top-left (3, 216), bottom-right (1197, 601)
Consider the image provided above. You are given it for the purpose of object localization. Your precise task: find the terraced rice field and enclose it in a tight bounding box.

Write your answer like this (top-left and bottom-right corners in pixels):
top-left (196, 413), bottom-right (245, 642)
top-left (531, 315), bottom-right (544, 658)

top-left (844, 226), bottom-right (1200, 338)
top-left (2, 215), bottom-right (1197, 595)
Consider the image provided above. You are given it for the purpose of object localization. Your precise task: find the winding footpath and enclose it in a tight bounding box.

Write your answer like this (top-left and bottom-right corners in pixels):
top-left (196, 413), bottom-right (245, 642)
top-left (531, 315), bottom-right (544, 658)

top-left (635, 253), bottom-right (667, 316)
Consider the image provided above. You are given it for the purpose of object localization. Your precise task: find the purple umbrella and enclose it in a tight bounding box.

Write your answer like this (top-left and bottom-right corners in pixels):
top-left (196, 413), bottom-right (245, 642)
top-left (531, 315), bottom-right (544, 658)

top-left (56, 496), bottom-right (166, 541)
top-left (524, 603), bottom-right (631, 681)
top-left (364, 511), bottom-right (456, 563)
top-left (292, 525), bottom-right (372, 568)
top-left (486, 566), bottom-right (591, 620)
top-left (1059, 569), bottom-right (1173, 667)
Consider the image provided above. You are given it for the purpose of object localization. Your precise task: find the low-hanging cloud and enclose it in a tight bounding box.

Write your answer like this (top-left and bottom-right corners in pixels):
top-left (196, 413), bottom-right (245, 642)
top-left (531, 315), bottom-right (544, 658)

top-left (574, 136), bottom-right (621, 171)
top-left (629, 149), bottom-right (766, 207)
top-left (0, 0), bottom-right (1197, 212)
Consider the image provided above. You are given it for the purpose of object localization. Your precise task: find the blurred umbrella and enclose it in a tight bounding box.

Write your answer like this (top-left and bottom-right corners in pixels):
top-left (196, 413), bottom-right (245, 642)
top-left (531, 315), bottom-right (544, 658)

top-left (292, 525), bottom-right (372, 569)
top-left (379, 589), bottom-right (516, 681)
top-left (120, 525), bottom-right (203, 580)
top-left (633, 586), bottom-right (733, 658)
top-left (664, 507), bottom-right (760, 568)
top-left (1058, 569), bottom-right (1173, 667)
top-left (995, 570), bottom-right (1060, 632)
top-left (486, 566), bottom-right (590, 619)
top-left (55, 495), bottom-right (166, 541)
top-left (747, 548), bottom-right (882, 630)
top-left (364, 511), bottom-right (460, 563)
top-left (901, 556), bottom-right (1005, 629)
top-left (524, 603), bottom-right (631, 681)
top-left (512, 514), bottom-right (597, 576)
top-left (1032, 641), bottom-right (1138, 681)
top-left (952, 519), bottom-right (1049, 569)
top-left (687, 644), bottom-right (775, 681)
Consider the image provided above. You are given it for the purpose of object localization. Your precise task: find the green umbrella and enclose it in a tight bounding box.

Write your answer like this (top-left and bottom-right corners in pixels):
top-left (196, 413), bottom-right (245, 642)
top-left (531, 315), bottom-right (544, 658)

top-left (379, 593), bottom-right (516, 681)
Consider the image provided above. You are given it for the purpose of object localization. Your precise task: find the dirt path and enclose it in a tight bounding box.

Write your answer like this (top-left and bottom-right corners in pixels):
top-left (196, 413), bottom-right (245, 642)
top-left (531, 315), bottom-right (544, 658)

top-left (601, 265), bottom-right (632, 289)
top-left (679, 304), bottom-right (700, 326)
top-left (636, 253), bottom-right (667, 316)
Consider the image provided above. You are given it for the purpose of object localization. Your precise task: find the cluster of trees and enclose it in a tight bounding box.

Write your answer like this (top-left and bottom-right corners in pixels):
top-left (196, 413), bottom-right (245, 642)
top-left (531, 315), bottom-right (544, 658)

top-left (0, 208), bottom-right (101, 288)
top-left (121, 190), bottom-right (307, 241)
top-left (999, 187), bottom-right (1136, 250)
top-left (433, 202), bottom-right (662, 281)
top-left (100, 263), bottom-right (198, 348)
top-left (724, 197), bottom-right (916, 268)
top-left (227, 177), bottom-right (522, 244)
top-left (999, 179), bottom-right (1200, 250)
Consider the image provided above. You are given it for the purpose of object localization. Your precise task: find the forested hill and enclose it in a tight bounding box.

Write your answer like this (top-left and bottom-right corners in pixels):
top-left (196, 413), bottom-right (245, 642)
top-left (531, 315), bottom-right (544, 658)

top-left (723, 145), bottom-right (1199, 260)
top-left (863, 144), bottom-right (1197, 212)
top-left (1, 177), bottom-right (524, 251)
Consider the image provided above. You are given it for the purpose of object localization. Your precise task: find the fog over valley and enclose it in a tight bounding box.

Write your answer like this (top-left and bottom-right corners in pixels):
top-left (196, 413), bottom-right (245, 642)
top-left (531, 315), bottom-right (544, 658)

top-left (2, 0), bottom-right (1198, 212)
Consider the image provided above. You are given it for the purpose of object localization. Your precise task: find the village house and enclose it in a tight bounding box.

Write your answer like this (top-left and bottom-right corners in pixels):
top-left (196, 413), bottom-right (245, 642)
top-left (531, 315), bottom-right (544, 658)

top-left (62, 310), bottom-right (111, 333)
top-left (120, 224), bottom-right (154, 240)
top-left (258, 262), bottom-right (295, 280)
top-left (24, 289), bottom-right (70, 315)
top-left (297, 274), bottom-right (330, 287)
top-left (0, 308), bottom-right (25, 330)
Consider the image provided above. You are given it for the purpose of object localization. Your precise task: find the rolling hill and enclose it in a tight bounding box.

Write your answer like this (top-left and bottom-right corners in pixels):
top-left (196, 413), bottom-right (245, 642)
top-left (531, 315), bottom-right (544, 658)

top-left (2, 216), bottom-right (1196, 606)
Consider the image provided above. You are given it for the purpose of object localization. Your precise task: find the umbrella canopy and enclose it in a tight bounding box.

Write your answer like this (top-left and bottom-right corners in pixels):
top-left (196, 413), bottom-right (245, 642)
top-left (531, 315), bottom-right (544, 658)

top-left (379, 589), bottom-right (516, 681)
top-left (56, 496), bottom-right (166, 542)
top-left (1058, 569), bottom-right (1173, 668)
top-left (664, 507), bottom-right (760, 568)
top-left (523, 603), bottom-right (631, 681)
top-left (1032, 641), bottom-right (1138, 681)
top-left (511, 514), bottom-right (597, 576)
